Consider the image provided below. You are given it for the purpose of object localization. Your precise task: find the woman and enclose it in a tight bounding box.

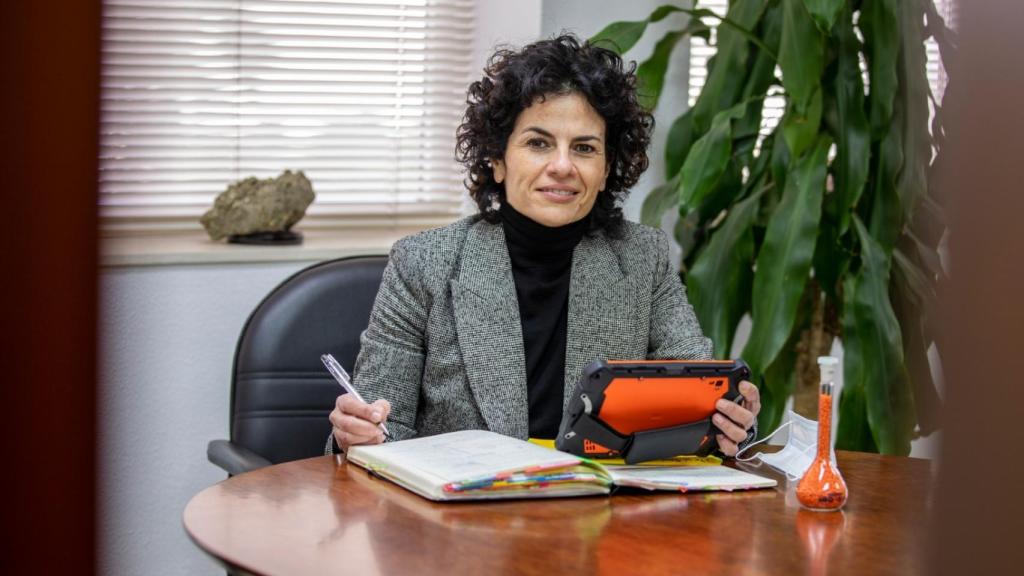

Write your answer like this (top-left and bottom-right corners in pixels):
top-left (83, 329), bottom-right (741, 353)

top-left (328, 34), bottom-right (760, 456)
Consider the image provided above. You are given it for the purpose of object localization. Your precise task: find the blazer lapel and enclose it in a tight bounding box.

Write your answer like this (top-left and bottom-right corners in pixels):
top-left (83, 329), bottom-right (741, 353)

top-left (450, 220), bottom-right (530, 439)
top-left (564, 232), bottom-right (631, 410)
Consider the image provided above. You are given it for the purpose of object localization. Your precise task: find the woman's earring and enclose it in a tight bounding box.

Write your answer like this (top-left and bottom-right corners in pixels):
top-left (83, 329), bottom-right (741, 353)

top-left (488, 191), bottom-right (501, 212)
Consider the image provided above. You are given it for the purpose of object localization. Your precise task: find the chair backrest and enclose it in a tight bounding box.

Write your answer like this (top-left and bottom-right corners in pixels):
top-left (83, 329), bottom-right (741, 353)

top-left (231, 255), bottom-right (388, 464)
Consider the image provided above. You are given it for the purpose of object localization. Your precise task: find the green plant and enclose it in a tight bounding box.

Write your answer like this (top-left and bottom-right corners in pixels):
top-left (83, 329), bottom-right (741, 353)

top-left (592, 0), bottom-right (954, 454)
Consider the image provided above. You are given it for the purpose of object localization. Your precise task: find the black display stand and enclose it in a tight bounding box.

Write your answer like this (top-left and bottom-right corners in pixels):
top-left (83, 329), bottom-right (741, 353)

top-left (227, 230), bottom-right (303, 246)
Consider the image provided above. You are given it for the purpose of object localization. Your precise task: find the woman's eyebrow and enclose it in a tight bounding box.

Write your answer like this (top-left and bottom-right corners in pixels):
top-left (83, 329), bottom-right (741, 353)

top-left (522, 126), bottom-right (603, 142)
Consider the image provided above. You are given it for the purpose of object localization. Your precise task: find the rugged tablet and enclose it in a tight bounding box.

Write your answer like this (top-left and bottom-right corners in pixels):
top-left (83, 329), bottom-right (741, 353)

top-left (556, 359), bottom-right (751, 464)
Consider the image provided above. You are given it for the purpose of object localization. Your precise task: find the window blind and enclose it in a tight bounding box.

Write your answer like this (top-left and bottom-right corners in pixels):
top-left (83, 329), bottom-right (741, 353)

top-left (926, 0), bottom-right (957, 105)
top-left (100, 0), bottom-right (474, 235)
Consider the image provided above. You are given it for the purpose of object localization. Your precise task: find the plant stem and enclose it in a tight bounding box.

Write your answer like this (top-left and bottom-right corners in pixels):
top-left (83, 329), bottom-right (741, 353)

top-left (794, 281), bottom-right (835, 419)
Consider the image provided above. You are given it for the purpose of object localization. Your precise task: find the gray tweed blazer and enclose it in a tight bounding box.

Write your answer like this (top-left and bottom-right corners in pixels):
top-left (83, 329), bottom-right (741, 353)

top-left (328, 214), bottom-right (714, 450)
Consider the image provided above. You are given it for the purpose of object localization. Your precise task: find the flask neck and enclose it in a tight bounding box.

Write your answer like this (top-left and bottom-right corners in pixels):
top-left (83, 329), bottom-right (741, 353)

top-left (817, 383), bottom-right (833, 460)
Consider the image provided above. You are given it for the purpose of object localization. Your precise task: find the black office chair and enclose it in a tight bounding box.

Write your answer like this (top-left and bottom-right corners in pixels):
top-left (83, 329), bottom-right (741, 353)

top-left (207, 255), bottom-right (388, 476)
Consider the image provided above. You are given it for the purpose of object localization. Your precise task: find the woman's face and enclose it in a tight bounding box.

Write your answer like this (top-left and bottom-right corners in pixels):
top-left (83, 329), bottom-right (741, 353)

top-left (492, 92), bottom-right (609, 227)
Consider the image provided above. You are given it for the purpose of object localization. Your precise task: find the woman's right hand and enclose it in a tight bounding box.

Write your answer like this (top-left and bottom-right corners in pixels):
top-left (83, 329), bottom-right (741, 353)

top-left (329, 394), bottom-right (391, 451)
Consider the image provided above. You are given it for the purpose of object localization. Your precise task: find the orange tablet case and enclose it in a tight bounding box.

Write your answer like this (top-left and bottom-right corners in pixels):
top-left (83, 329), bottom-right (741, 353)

top-left (556, 359), bottom-right (751, 464)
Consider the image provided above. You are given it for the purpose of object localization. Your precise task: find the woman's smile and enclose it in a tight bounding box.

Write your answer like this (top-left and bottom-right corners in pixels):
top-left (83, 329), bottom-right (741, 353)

top-left (536, 185), bottom-right (579, 202)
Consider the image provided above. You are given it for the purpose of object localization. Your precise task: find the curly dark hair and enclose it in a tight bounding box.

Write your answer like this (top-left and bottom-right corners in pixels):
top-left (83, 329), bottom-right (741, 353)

top-left (455, 33), bottom-right (653, 236)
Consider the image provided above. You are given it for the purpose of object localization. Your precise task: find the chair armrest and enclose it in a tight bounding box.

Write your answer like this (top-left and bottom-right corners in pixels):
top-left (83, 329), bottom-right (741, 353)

top-left (207, 439), bottom-right (273, 476)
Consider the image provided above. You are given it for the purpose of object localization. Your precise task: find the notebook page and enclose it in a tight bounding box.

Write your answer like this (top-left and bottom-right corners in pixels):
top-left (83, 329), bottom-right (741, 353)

top-left (348, 430), bottom-right (582, 485)
top-left (606, 465), bottom-right (777, 491)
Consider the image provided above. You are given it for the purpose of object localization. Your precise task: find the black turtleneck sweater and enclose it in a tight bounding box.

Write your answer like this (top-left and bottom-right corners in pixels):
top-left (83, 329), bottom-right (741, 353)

top-left (500, 202), bottom-right (587, 439)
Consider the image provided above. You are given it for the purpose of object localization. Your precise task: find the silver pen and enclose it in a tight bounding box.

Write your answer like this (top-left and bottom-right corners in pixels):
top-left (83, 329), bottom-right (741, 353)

top-left (321, 353), bottom-right (391, 439)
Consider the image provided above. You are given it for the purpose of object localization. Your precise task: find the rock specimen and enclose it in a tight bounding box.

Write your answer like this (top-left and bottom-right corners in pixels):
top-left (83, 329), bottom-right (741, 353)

top-left (200, 170), bottom-right (315, 240)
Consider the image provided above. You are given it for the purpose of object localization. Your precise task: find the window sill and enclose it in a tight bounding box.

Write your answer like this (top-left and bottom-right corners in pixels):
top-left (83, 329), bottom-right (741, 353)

top-left (100, 227), bottom-right (423, 268)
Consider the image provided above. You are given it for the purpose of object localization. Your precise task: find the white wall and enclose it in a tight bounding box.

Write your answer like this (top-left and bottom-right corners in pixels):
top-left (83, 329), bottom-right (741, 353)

top-left (99, 261), bottom-right (312, 575)
top-left (473, 0), bottom-right (542, 75)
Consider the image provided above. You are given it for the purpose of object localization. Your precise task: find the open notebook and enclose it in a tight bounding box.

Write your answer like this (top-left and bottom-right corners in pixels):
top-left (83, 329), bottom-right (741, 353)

top-left (345, 430), bottom-right (776, 501)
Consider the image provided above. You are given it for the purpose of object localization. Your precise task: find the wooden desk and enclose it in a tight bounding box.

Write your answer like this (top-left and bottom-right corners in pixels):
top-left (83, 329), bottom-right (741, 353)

top-left (184, 451), bottom-right (932, 575)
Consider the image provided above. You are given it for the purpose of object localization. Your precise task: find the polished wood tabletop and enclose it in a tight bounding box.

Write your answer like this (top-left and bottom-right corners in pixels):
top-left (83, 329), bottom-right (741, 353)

top-left (184, 451), bottom-right (932, 575)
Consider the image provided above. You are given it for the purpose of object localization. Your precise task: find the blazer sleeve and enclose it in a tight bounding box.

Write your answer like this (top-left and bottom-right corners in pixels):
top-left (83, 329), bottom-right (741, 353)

top-left (646, 229), bottom-right (714, 361)
top-left (350, 238), bottom-right (429, 442)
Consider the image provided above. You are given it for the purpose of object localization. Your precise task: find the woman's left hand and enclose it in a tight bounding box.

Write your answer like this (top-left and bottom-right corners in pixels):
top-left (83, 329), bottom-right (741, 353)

top-left (712, 380), bottom-right (761, 457)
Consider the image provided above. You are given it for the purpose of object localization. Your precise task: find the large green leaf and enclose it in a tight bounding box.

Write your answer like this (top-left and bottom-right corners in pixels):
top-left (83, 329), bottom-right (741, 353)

top-left (697, 156), bottom-right (745, 225)
top-left (769, 126), bottom-right (790, 193)
top-left (759, 322), bottom-right (801, 436)
top-left (782, 85), bottom-right (822, 158)
top-left (705, 10), bottom-right (779, 59)
top-left (636, 21), bottom-right (712, 111)
top-left (637, 31), bottom-right (688, 111)
top-left (664, 110), bottom-right (695, 179)
top-left (758, 134), bottom-right (790, 229)
top-left (868, 101), bottom-right (904, 252)
top-left (742, 135), bottom-right (832, 375)
top-left (833, 5), bottom-right (871, 235)
top-left (688, 190), bottom-right (762, 358)
top-left (691, 0), bottom-right (769, 132)
top-left (812, 209), bottom-right (849, 302)
top-left (779, 0), bottom-right (824, 108)
top-left (892, 247), bottom-right (939, 315)
top-left (732, 133), bottom-right (759, 171)
top-left (589, 4), bottom-right (684, 54)
top-left (836, 375), bottom-right (877, 452)
top-left (908, 190), bottom-right (947, 255)
top-left (759, 277), bottom-right (815, 436)
top-left (840, 217), bottom-right (914, 455)
top-left (892, 248), bottom-right (942, 435)
top-left (860, 0), bottom-right (900, 137)
top-left (897, 307), bottom-right (942, 437)
top-left (591, 4), bottom-right (756, 56)
top-left (903, 228), bottom-right (943, 284)
top-left (640, 174), bottom-right (681, 228)
top-left (802, 0), bottom-right (844, 34)
top-left (896, 0), bottom-right (931, 223)
top-left (674, 208), bottom-right (702, 274)
top-left (899, 231), bottom-right (948, 360)
top-left (735, 0), bottom-right (785, 141)
top-left (746, 136), bottom-right (776, 196)
top-left (679, 101), bottom-right (748, 209)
